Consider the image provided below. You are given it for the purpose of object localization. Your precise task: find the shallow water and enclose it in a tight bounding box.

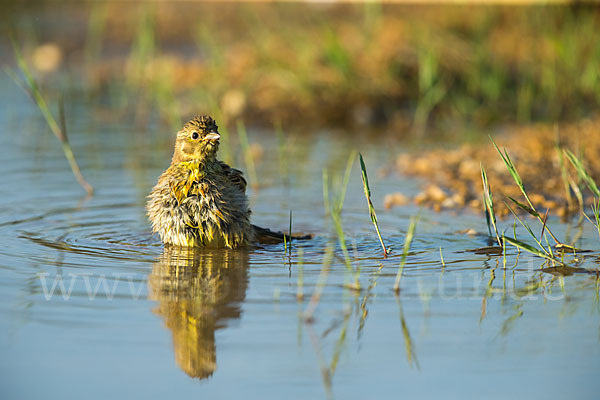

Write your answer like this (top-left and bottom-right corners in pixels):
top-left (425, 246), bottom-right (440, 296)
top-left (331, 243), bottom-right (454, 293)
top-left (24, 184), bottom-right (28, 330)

top-left (1, 79), bottom-right (599, 399)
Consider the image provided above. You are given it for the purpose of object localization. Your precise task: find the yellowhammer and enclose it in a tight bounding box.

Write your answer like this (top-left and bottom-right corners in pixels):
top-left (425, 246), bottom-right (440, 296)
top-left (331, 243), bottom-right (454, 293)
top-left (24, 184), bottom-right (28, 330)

top-left (147, 115), bottom-right (307, 248)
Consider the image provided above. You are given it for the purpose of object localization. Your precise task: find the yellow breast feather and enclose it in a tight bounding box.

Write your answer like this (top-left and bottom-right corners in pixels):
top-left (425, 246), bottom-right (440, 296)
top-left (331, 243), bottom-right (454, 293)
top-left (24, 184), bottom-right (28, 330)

top-left (170, 162), bottom-right (205, 205)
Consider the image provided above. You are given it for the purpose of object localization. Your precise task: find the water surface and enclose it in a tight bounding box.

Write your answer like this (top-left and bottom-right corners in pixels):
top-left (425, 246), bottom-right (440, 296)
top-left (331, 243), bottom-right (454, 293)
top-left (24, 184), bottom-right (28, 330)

top-left (1, 79), bottom-right (599, 399)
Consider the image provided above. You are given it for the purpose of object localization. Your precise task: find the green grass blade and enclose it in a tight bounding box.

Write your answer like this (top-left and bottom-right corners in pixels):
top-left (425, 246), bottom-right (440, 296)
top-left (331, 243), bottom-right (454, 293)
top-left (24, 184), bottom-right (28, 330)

top-left (359, 153), bottom-right (389, 257)
top-left (491, 136), bottom-right (561, 245)
top-left (481, 163), bottom-right (500, 245)
top-left (507, 196), bottom-right (539, 218)
top-left (503, 236), bottom-right (564, 266)
top-left (504, 201), bottom-right (549, 255)
top-left (359, 153), bottom-right (372, 198)
top-left (564, 150), bottom-right (600, 198)
top-left (9, 36), bottom-right (93, 195)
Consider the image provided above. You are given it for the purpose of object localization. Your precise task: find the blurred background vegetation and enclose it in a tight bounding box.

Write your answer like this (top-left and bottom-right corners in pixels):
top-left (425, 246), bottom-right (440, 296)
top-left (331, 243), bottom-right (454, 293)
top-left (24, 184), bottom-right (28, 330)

top-left (2, 1), bottom-right (599, 138)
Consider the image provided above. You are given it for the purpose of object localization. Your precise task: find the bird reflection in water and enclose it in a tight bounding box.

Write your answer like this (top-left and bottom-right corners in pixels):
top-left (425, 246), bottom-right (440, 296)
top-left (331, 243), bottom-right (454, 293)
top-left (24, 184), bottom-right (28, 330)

top-left (148, 246), bottom-right (249, 379)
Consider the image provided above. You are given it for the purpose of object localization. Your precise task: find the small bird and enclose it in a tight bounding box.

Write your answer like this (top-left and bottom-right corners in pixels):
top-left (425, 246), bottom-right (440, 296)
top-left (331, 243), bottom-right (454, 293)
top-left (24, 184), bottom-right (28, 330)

top-left (147, 115), bottom-right (306, 248)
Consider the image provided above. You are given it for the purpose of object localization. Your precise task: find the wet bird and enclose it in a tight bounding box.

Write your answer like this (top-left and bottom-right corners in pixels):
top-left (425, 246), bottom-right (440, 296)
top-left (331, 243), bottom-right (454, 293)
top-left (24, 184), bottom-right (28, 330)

top-left (147, 115), bottom-right (307, 248)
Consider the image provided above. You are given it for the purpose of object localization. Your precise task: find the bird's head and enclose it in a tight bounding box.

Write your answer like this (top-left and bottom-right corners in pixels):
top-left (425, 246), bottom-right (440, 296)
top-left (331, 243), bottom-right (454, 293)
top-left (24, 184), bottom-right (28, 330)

top-left (172, 115), bottom-right (221, 163)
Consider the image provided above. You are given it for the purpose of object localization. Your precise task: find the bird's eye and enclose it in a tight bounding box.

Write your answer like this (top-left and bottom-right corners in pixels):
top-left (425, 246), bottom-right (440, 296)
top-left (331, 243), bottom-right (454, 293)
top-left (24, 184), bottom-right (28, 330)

top-left (191, 131), bottom-right (199, 140)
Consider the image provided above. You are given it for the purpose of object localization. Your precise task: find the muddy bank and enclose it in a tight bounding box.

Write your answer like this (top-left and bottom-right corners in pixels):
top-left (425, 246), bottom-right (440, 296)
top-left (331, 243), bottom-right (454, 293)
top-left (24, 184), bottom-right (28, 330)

top-left (389, 118), bottom-right (600, 217)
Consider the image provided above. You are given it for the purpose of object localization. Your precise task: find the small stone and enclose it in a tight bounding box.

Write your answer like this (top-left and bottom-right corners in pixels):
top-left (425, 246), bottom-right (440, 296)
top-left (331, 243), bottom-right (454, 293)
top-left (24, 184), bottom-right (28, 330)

top-left (426, 184), bottom-right (447, 202)
top-left (384, 193), bottom-right (409, 209)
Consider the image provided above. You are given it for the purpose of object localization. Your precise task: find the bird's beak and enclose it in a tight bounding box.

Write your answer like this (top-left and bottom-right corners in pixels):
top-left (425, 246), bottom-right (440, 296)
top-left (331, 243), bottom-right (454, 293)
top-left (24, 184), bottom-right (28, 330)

top-left (204, 131), bottom-right (220, 141)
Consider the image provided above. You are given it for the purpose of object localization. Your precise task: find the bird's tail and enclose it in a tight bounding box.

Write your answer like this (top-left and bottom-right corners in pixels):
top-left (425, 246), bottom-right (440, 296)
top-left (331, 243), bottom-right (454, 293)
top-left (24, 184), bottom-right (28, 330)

top-left (252, 224), bottom-right (312, 245)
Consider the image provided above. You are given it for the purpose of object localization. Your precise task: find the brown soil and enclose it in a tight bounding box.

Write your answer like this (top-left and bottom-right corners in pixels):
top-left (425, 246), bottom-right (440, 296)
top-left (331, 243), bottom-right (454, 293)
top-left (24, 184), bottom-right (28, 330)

top-left (390, 118), bottom-right (600, 217)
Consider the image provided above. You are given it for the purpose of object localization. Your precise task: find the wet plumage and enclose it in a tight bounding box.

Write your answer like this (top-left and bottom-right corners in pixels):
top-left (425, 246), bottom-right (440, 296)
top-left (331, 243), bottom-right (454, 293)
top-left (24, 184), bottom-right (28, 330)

top-left (147, 115), bottom-right (253, 248)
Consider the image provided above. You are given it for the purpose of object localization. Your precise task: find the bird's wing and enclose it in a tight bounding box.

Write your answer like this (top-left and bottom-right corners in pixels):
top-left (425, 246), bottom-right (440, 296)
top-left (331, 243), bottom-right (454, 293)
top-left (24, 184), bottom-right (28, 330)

top-left (219, 161), bottom-right (247, 193)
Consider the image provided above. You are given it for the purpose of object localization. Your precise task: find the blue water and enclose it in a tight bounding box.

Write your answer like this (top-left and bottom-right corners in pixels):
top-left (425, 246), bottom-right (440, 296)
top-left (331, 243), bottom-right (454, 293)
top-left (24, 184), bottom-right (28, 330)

top-left (1, 77), bottom-right (599, 399)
